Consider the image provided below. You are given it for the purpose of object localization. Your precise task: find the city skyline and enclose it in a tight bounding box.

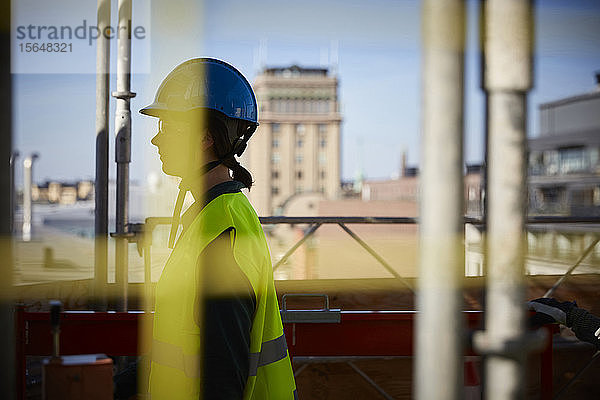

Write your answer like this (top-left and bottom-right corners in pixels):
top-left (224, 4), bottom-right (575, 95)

top-left (12, 0), bottom-right (600, 186)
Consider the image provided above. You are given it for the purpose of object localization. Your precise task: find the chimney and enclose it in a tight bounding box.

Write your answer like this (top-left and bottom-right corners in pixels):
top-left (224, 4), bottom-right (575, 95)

top-left (401, 150), bottom-right (407, 178)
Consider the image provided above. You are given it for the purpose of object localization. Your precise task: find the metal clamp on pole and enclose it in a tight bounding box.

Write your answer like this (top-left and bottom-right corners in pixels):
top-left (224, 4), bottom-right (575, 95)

top-left (280, 294), bottom-right (341, 324)
top-left (110, 223), bottom-right (146, 257)
top-left (111, 90), bottom-right (137, 100)
top-left (472, 328), bottom-right (547, 361)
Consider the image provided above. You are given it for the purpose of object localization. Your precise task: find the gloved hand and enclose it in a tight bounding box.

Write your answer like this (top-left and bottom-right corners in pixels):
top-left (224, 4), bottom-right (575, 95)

top-left (528, 298), bottom-right (600, 350)
top-left (527, 297), bottom-right (577, 327)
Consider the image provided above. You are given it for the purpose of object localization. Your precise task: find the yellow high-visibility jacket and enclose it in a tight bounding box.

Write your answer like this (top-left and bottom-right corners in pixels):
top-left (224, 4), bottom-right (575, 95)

top-left (149, 189), bottom-right (297, 399)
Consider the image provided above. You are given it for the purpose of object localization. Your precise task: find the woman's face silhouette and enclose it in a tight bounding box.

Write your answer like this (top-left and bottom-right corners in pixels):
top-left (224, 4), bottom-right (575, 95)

top-left (151, 117), bottom-right (214, 178)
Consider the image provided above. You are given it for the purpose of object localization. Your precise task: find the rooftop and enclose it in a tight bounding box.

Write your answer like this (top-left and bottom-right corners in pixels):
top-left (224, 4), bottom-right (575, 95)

top-left (262, 65), bottom-right (329, 77)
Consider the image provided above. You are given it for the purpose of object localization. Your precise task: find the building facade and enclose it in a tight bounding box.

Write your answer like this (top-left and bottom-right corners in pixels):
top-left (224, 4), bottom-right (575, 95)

top-left (528, 79), bottom-right (600, 216)
top-left (244, 65), bottom-right (342, 216)
top-left (31, 180), bottom-right (94, 205)
top-left (360, 163), bottom-right (483, 217)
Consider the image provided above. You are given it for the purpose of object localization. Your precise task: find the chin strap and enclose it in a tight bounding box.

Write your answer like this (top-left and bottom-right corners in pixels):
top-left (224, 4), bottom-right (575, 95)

top-left (168, 160), bottom-right (223, 248)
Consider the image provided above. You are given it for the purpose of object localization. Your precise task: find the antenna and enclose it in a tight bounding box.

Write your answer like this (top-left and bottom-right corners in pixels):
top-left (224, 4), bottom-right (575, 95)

top-left (259, 38), bottom-right (267, 71)
top-left (401, 146), bottom-right (408, 177)
top-left (330, 39), bottom-right (339, 75)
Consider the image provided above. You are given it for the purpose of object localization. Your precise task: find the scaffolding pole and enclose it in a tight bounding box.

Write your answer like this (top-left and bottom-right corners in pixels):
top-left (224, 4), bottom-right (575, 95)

top-left (416, 1), bottom-right (466, 399)
top-left (113, 0), bottom-right (135, 311)
top-left (22, 154), bottom-right (38, 242)
top-left (0, 0), bottom-right (14, 396)
top-left (9, 151), bottom-right (18, 234)
top-left (94, 0), bottom-right (111, 311)
top-left (482, 1), bottom-right (534, 399)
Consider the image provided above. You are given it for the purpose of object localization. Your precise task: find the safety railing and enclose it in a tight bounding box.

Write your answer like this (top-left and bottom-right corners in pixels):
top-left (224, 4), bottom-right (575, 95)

top-left (260, 216), bottom-right (421, 293)
top-left (135, 215), bottom-right (600, 396)
top-left (134, 215), bottom-right (600, 293)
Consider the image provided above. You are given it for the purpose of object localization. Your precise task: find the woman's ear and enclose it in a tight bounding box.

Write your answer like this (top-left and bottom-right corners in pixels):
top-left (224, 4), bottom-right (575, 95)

top-left (201, 130), bottom-right (214, 151)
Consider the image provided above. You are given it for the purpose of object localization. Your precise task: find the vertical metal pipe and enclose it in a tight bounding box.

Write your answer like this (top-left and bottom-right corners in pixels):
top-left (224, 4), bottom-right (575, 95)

top-left (113, 0), bottom-right (135, 311)
top-left (0, 0), bottom-right (15, 396)
top-left (140, 242), bottom-right (152, 395)
top-left (95, 0), bottom-right (111, 311)
top-left (22, 157), bottom-right (31, 241)
top-left (144, 243), bottom-right (151, 312)
top-left (22, 154), bottom-right (38, 242)
top-left (477, 0), bottom-right (490, 388)
top-left (416, 1), bottom-right (466, 399)
top-left (483, 1), bottom-right (533, 399)
top-left (9, 152), bottom-right (18, 234)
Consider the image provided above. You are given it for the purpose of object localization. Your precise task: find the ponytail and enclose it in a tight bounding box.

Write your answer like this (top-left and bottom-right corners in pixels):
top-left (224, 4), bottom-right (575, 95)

top-left (222, 156), bottom-right (253, 190)
top-left (206, 112), bottom-right (254, 190)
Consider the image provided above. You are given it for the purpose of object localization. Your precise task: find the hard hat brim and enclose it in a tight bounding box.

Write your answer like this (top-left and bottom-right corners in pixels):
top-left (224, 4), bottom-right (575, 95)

top-left (140, 104), bottom-right (259, 127)
top-left (139, 103), bottom-right (174, 118)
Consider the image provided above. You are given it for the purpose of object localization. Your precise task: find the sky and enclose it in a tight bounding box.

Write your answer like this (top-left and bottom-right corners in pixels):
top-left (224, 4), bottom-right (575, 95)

top-left (11, 0), bottom-right (600, 186)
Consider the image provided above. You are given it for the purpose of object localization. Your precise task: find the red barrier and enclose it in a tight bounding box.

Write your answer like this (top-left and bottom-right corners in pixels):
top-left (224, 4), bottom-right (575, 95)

top-left (15, 307), bottom-right (554, 399)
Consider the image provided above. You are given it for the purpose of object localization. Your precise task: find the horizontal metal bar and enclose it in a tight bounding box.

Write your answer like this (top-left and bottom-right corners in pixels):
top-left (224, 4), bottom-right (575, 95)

top-left (261, 216), bottom-right (419, 224)
top-left (281, 310), bottom-right (341, 324)
top-left (292, 356), bottom-right (412, 363)
top-left (263, 216), bottom-right (600, 225)
top-left (141, 216), bottom-right (600, 237)
top-left (527, 216), bottom-right (600, 224)
top-left (144, 216), bottom-right (172, 229)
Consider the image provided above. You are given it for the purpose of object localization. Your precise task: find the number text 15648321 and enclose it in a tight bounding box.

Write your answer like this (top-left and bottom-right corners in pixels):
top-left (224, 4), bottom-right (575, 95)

top-left (19, 42), bottom-right (72, 53)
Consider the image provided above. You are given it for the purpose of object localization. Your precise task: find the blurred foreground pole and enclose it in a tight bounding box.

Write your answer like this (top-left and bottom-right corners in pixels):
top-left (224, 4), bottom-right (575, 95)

top-left (94, 0), bottom-right (111, 310)
top-left (416, 1), bottom-right (465, 399)
top-left (22, 154), bottom-right (38, 241)
top-left (9, 151), bottom-right (18, 233)
top-left (113, 0), bottom-right (135, 311)
top-left (0, 0), bottom-right (15, 397)
top-left (483, 1), bottom-right (533, 399)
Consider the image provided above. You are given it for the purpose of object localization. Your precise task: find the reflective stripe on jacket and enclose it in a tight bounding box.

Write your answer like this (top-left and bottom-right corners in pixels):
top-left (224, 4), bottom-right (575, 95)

top-left (149, 191), bottom-right (297, 399)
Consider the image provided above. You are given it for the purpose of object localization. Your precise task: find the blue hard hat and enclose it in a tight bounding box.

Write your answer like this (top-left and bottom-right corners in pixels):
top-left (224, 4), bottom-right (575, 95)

top-left (140, 57), bottom-right (258, 125)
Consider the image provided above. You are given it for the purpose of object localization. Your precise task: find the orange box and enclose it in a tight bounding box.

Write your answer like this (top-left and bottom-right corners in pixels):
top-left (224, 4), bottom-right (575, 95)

top-left (43, 355), bottom-right (113, 400)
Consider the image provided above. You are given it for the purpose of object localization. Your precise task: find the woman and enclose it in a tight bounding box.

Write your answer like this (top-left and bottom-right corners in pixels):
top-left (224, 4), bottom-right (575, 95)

top-left (140, 58), bottom-right (297, 400)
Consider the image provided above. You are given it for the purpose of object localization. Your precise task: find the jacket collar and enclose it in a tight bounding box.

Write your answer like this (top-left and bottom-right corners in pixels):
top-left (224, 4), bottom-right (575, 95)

top-left (181, 180), bottom-right (245, 231)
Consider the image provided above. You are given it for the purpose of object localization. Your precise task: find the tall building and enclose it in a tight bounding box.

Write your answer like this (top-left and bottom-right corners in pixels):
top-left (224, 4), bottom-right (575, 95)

top-left (528, 75), bottom-right (600, 216)
top-left (243, 65), bottom-right (342, 216)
